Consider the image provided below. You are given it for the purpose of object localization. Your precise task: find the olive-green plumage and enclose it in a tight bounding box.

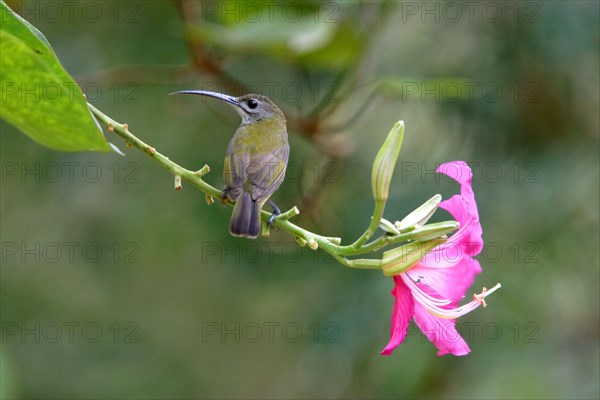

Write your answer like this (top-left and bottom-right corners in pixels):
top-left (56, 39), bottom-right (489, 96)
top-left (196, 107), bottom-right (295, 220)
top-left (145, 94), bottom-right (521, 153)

top-left (171, 90), bottom-right (289, 238)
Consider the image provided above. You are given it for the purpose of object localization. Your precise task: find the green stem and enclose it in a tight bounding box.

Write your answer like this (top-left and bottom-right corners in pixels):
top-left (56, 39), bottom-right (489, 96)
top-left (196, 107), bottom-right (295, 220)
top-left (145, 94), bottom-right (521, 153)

top-left (333, 254), bottom-right (383, 270)
top-left (337, 220), bottom-right (459, 256)
top-left (349, 199), bottom-right (385, 249)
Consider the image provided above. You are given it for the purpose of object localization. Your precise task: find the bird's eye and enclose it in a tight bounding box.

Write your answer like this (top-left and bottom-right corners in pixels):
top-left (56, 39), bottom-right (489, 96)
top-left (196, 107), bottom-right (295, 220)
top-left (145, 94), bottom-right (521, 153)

top-left (247, 99), bottom-right (258, 109)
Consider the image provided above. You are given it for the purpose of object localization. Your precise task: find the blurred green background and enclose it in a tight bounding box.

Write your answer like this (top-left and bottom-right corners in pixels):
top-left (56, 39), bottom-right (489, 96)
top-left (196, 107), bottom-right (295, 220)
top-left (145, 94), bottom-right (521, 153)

top-left (1, 1), bottom-right (598, 398)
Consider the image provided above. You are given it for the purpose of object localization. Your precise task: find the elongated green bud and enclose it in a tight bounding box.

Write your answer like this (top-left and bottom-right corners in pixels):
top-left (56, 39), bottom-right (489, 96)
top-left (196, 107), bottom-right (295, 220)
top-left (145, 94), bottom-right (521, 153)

top-left (395, 194), bottom-right (442, 231)
top-left (372, 121), bottom-right (405, 202)
top-left (400, 221), bottom-right (458, 242)
top-left (381, 238), bottom-right (446, 276)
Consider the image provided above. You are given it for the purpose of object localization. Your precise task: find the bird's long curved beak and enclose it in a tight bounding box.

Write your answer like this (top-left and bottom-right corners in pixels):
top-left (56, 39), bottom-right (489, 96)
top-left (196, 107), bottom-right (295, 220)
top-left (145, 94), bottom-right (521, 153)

top-left (169, 90), bottom-right (239, 107)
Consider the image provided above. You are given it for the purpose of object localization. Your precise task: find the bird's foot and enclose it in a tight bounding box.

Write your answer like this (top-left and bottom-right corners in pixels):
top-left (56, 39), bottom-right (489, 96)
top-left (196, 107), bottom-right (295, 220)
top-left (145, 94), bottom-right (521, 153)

top-left (267, 199), bottom-right (281, 227)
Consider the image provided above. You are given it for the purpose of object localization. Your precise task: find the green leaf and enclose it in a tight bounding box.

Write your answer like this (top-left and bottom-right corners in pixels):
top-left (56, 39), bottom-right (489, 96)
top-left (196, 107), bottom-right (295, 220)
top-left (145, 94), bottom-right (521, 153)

top-left (190, 17), bottom-right (336, 57)
top-left (0, 1), bottom-right (110, 152)
top-left (0, 0), bottom-right (56, 58)
top-left (295, 22), bottom-right (364, 69)
top-left (188, 4), bottom-right (362, 71)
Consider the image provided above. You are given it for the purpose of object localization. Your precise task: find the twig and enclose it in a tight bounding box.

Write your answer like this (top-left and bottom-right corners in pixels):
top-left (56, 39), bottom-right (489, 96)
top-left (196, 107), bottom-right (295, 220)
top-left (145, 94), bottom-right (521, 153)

top-left (88, 103), bottom-right (456, 271)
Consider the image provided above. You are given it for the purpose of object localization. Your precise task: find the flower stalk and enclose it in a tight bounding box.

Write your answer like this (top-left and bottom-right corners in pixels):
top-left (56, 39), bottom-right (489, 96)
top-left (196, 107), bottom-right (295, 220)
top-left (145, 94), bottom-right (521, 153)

top-left (351, 121), bottom-right (405, 249)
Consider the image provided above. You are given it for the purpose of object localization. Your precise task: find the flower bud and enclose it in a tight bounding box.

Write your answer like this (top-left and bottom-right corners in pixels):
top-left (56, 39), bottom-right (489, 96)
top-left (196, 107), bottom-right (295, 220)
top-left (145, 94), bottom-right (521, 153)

top-left (401, 221), bottom-right (458, 242)
top-left (381, 238), bottom-right (446, 276)
top-left (372, 121), bottom-right (405, 202)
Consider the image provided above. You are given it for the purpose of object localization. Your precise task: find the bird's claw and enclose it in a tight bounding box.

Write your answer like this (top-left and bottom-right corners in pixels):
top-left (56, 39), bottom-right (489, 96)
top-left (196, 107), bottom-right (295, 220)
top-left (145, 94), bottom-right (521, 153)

top-left (220, 189), bottom-right (228, 204)
top-left (267, 199), bottom-right (281, 228)
top-left (267, 213), bottom-right (278, 227)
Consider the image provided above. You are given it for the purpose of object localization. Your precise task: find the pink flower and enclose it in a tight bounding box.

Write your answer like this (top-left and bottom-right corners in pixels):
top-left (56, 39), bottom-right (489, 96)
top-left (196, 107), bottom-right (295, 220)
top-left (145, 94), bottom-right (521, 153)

top-left (381, 161), bottom-right (500, 356)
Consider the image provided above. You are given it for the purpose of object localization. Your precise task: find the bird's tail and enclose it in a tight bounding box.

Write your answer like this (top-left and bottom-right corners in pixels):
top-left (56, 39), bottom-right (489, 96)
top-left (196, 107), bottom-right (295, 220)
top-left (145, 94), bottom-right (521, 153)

top-left (229, 192), bottom-right (260, 238)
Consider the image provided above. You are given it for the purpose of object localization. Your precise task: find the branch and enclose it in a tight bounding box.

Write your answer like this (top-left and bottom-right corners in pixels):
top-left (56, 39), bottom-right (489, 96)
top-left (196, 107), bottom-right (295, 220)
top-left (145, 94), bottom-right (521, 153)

top-left (88, 103), bottom-right (457, 272)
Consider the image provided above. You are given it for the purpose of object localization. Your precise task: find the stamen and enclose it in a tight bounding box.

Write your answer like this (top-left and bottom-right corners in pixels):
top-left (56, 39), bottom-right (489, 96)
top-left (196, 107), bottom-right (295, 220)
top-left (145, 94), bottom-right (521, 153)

top-left (401, 274), bottom-right (502, 320)
top-left (474, 287), bottom-right (488, 307)
top-left (473, 283), bottom-right (502, 308)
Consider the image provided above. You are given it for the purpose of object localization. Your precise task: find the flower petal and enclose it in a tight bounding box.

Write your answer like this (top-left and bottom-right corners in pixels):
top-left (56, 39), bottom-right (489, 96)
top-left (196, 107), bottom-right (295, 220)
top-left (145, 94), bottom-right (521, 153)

top-left (413, 301), bottom-right (471, 356)
top-left (437, 161), bottom-right (483, 255)
top-left (381, 276), bottom-right (414, 356)
top-left (436, 161), bottom-right (474, 190)
top-left (441, 194), bottom-right (482, 256)
top-left (410, 255), bottom-right (482, 303)
top-left (407, 161), bottom-right (483, 301)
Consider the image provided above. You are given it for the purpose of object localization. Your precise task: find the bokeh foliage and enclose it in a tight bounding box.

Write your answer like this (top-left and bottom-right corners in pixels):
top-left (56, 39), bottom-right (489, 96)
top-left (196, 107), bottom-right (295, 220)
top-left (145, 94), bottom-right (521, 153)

top-left (1, 1), bottom-right (598, 399)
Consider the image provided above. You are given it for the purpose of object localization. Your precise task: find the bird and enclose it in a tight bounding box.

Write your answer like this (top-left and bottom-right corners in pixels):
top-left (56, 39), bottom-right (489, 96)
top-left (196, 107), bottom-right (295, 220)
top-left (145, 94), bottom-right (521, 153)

top-left (171, 90), bottom-right (289, 238)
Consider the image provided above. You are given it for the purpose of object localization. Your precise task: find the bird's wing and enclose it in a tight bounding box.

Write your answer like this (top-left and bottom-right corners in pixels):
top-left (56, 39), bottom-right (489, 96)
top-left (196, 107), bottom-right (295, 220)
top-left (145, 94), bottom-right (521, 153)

top-left (224, 147), bottom-right (250, 201)
top-left (248, 143), bottom-right (289, 202)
